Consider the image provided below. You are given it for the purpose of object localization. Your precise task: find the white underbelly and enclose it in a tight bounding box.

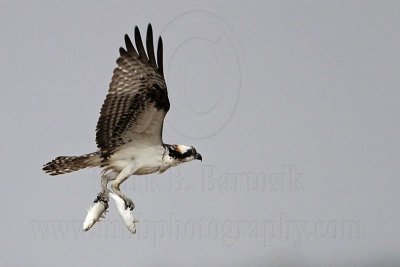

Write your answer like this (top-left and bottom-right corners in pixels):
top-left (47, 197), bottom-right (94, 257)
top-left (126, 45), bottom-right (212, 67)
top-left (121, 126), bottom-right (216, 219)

top-left (107, 144), bottom-right (165, 174)
top-left (134, 166), bottom-right (161, 175)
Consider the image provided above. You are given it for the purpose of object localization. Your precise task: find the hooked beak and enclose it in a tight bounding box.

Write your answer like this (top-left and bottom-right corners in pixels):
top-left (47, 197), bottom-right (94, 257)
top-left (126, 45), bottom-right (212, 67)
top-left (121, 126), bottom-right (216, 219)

top-left (195, 153), bottom-right (202, 161)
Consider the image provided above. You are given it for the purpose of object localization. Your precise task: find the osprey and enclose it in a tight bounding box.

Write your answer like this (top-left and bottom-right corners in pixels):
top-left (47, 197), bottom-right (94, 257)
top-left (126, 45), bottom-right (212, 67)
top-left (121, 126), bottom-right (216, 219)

top-left (43, 24), bottom-right (202, 215)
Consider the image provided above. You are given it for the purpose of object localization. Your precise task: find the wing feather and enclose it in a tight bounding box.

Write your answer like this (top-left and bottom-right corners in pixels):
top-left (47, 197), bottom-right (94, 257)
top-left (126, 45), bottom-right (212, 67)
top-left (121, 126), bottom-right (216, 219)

top-left (134, 26), bottom-right (148, 62)
top-left (95, 24), bottom-right (169, 159)
top-left (124, 34), bottom-right (138, 57)
top-left (146, 24), bottom-right (156, 67)
top-left (157, 37), bottom-right (164, 76)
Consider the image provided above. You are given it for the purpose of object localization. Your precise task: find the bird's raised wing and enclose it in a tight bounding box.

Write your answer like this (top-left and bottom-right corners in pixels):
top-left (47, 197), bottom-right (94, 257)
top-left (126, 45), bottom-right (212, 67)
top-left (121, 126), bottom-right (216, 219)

top-left (96, 24), bottom-right (170, 158)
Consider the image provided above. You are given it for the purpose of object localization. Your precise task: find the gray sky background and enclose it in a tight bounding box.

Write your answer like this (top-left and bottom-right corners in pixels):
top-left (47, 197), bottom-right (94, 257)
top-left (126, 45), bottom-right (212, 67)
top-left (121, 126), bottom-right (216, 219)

top-left (1, 1), bottom-right (399, 266)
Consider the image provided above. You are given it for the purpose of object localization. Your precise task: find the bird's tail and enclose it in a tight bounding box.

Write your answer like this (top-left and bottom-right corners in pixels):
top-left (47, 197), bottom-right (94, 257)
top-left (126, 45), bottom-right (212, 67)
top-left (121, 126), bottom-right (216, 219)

top-left (43, 152), bottom-right (102, 176)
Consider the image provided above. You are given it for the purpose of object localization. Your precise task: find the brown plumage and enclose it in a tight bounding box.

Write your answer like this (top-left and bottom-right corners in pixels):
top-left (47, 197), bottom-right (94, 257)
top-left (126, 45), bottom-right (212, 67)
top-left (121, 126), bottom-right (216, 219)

top-left (43, 24), bottom-right (170, 174)
top-left (95, 24), bottom-right (169, 159)
top-left (43, 152), bottom-right (101, 175)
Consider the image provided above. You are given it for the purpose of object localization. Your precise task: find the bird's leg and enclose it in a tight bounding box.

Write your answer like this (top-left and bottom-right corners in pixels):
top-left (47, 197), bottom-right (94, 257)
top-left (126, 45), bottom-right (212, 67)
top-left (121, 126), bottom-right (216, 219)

top-left (94, 170), bottom-right (117, 204)
top-left (111, 166), bottom-right (135, 210)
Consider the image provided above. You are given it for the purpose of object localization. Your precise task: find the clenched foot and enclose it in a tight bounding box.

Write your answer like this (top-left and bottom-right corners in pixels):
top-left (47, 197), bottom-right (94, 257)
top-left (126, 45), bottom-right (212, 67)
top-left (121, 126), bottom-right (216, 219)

top-left (94, 194), bottom-right (109, 205)
top-left (123, 197), bottom-right (135, 210)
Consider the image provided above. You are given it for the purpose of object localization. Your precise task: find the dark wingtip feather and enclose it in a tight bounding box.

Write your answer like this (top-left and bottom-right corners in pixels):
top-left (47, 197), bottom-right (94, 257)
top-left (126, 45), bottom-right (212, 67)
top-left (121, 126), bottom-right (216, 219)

top-left (157, 36), bottom-right (164, 76)
top-left (146, 24), bottom-right (156, 66)
top-left (134, 26), bottom-right (148, 61)
top-left (119, 47), bottom-right (128, 57)
top-left (124, 34), bottom-right (137, 57)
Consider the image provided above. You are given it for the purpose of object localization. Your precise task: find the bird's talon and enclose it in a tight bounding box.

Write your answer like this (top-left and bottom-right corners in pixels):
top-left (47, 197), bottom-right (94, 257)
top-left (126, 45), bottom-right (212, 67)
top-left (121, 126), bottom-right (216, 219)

top-left (124, 199), bottom-right (135, 210)
top-left (94, 195), bottom-right (109, 204)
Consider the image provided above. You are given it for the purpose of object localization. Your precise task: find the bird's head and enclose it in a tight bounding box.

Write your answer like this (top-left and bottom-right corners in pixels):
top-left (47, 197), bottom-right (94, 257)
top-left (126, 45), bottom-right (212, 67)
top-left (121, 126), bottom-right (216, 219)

top-left (166, 144), bottom-right (202, 163)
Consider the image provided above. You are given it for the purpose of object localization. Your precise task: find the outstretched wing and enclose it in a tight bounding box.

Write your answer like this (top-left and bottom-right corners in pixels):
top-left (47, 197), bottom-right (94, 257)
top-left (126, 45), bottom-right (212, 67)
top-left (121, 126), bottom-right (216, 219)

top-left (96, 24), bottom-right (170, 158)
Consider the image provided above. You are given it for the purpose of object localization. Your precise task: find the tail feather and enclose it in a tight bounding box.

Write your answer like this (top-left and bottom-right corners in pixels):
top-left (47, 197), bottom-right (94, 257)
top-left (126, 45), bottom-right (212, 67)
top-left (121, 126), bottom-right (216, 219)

top-left (43, 152), bottom-right (101, 176)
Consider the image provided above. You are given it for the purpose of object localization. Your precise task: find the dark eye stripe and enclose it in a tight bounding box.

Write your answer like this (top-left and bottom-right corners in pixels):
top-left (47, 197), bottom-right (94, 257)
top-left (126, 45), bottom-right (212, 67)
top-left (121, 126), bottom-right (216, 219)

top-left (164, 144), bottom-right (193, 159)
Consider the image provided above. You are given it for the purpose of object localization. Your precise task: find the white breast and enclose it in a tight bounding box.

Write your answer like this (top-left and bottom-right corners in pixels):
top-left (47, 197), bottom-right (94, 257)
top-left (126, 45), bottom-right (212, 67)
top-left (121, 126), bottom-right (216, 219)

top-left (107, 141), bottom-right (165, 174)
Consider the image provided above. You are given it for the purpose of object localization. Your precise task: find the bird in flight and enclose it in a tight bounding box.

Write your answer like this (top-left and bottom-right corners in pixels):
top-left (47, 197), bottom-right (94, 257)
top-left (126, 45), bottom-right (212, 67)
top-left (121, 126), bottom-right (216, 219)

top-left (43, 24), bottom-right (202, 230)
